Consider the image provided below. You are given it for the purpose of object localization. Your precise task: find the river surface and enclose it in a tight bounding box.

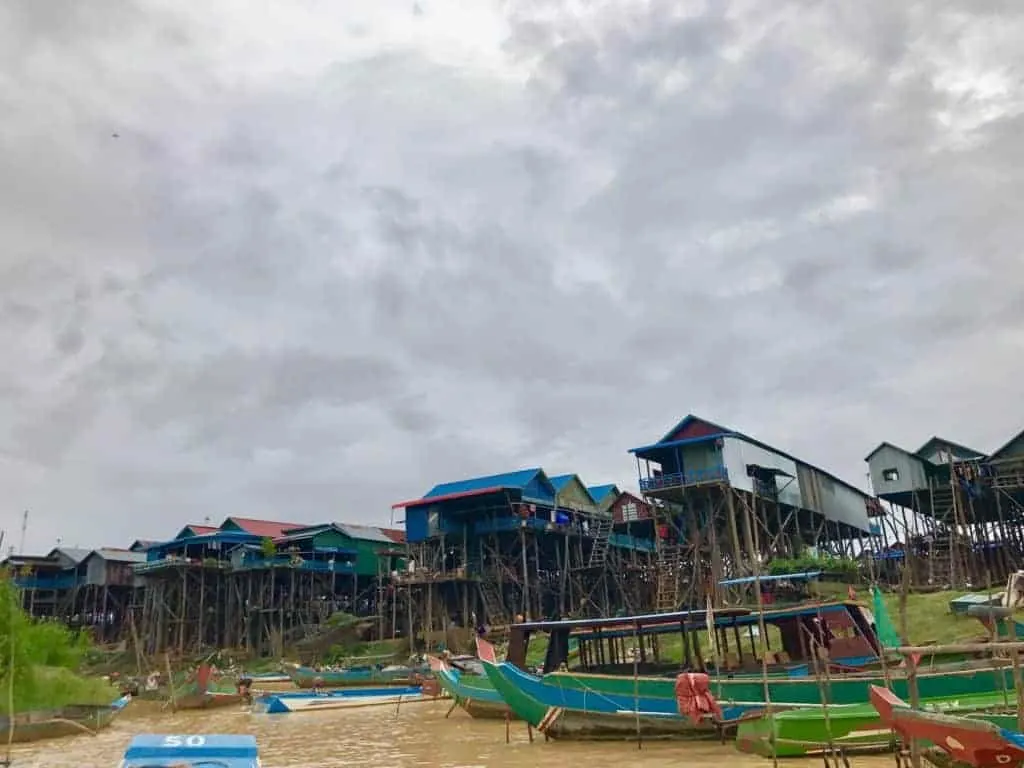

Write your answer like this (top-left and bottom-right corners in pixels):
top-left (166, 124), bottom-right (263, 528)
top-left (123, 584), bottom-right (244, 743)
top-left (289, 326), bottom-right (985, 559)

top-left (5, 699), bottom-right (899, 767)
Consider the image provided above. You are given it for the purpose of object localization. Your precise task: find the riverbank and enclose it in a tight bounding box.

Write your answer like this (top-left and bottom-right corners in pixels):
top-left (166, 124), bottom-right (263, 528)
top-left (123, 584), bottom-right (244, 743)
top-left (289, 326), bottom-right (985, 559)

top-left (69, 585), bottom-right (1013, 684)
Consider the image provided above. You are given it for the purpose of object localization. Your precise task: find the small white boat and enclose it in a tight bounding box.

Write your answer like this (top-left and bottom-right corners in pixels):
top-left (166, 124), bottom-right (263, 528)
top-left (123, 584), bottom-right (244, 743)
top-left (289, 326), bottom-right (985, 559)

top-left (254, 685), bottom-right (427, 714)
top-left (245, 672), bottom-right (292, 684)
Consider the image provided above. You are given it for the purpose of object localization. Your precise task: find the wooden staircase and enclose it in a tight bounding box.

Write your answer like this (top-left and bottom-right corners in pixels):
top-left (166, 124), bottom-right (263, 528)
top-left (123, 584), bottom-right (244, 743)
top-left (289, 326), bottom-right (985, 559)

top-left (478, 579), bottom-right (510, 627)
top-left (587, 516), bottom-right (613, 568)
top-left (656, 545), bottom-right (684, 613)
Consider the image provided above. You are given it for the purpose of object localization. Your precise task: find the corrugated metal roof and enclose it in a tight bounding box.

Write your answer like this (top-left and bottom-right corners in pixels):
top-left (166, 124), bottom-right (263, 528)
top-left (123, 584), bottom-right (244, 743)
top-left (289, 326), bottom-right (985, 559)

top-left (587, 484), bottom-right (619, 502)
top-left (424, 468), bottom-right (541, 499)
top-left (223, 517), bottom-right (310, 538)
top-left (548, 474), bottom-right (574, 490)
top-left (381, 528), bottom-right (405, 544)
top-left (336, 523), bottom-right (392, 544)
top-left (92, 548), bottom-right (146, 563)
top-left (49, 547), bottom-right (92, 564)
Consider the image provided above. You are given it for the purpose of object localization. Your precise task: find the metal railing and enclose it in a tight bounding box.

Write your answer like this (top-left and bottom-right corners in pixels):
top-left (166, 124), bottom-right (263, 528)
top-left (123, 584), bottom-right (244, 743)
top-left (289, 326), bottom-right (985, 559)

top-left (639, 465), bottom-right (728, 492)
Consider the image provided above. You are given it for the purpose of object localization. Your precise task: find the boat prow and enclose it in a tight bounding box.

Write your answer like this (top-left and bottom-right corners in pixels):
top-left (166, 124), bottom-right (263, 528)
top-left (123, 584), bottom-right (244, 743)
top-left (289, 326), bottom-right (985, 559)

top-left (120, 734), bottom-right (260, 768)
top-left (870, 684), bottom-right (1024, 768)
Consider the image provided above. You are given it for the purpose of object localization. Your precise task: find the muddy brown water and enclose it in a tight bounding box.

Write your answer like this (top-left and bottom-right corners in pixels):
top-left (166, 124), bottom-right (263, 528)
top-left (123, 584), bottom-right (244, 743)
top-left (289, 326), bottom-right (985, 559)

top-left (4, 699), bottom-right (900, 767)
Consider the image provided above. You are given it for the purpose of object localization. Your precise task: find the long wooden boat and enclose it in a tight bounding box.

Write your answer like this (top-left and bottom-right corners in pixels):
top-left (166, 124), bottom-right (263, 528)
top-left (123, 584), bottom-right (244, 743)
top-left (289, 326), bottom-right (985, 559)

top-left (286, 663), bottom-right (426, 689)
top-left (245, 671), bottom-right (292, 684)
top-left (429, 656), bottom-right (515, 720)
top-left (483, 654), bottom-right (1021, 741)
top-left (172, 664), bottom-right (249, 710)
top-left (871, 684), bottom-right (1024, 768)
top-left (483, 658), bottom-right (777, 739)
top-left (0, 694), bottom-right (130, 744)
top-left (121, 733), bottom-right (259, 768)
top-left (736, 690), bottom-right (1020, 758)
top-left (253, 685), bottom-right (427, 714)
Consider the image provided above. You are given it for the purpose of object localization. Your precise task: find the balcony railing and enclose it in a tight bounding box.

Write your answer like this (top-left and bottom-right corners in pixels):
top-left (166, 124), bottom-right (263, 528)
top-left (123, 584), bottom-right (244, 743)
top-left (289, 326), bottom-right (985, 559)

top-left (237, 555), bottom-right (354, 573)
top-left (134, 557), bottom-right (230, 573)
top-left (14, 574), bottom-right (78, 590)
top-left (639, 465), bottom-right (728, 492)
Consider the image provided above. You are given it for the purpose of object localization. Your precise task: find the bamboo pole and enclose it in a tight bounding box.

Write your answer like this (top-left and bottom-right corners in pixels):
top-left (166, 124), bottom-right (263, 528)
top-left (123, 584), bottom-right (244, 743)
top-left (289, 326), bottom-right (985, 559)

top-left (898, 546), bottom-right (921, 768)
top-left (632, 622), bottom-right (642, 750)
top-left (164, 653), bottom-right (177, 712)
top-left (744, 494), bottom-right (777, 768)
top-left (1007, 619), bottom-right (1024, 732)
top-left (893, 642), bottom-right (1024, 655)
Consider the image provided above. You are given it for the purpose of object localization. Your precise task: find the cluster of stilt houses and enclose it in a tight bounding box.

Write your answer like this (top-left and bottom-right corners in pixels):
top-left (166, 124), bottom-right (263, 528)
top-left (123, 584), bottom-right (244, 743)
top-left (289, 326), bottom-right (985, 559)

top-left (5, 414), bottom-right (1024, 657)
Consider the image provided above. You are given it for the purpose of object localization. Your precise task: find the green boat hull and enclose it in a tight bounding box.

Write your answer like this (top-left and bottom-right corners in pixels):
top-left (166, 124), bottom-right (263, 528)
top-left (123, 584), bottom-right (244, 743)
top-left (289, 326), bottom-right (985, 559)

top-left (531, 664), bottom-right (1016, 707)
top-left (485, 661), bottom-right (1017, 741)
top-left (736, 690), bottom-right (1021, 758)
top-left (483, 661), bottom-right (748, 740)
top-left (434, 668), bottom-right (516, 720)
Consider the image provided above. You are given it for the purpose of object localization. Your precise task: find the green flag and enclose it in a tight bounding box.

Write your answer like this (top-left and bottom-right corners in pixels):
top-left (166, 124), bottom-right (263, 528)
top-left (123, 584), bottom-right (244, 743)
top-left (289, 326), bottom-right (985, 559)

top-left (872, 586), bottom-right (901, 649)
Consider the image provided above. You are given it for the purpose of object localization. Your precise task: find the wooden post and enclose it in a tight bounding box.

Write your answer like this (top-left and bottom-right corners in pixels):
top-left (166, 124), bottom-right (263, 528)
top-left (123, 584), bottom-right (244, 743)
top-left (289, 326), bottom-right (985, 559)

top-left (1007, 619), bottom-right (1024, 732)
top-left (744, 493), bottom-right (777, 768)
top-left (898, 557), bottom-right (921, 768)
top-left (164, 653), bottom-right (177, 712)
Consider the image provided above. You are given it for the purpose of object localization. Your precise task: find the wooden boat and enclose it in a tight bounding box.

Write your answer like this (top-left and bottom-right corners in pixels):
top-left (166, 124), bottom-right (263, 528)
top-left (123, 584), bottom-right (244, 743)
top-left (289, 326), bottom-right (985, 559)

top-left (120, 733), bottom-right (259, 768)
top-left (482, 597), bottom-right (1018, 742)
top-left (871, 684), bottom-right (1024, 768)
top-left (736, 689), bottom-right (1020, 758)
top-left (172, 664), bottom-right (249, 710)
top-left (253, 685), bottom-right (427, 713)
top-left (245, 671), bottom-right (292, 684)
top-left (482, 655), bottom-right (778, 740)
top-left (286, 662), bottom-right (427, 689)
top-left (0, 694), bottom-right (130, 744)
top-left (429, 655), bottom-right (515, 720)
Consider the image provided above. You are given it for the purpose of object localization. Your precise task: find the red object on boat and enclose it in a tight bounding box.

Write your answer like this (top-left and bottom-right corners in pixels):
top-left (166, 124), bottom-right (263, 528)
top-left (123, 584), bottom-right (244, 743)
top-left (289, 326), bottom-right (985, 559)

top-left (476, 636), bottom-right (498, 663)
top-left (870, 685), bottom-right (1024, 768)
top-left (674, 673), bottom-right (722, 724)
top-left (195, 664), bottom-right (212, 694)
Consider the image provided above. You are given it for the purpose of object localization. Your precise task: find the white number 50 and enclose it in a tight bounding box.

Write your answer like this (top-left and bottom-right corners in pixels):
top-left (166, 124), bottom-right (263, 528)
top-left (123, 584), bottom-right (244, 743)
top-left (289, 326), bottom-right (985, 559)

top-left (163, 735), bottom-right (206, 747)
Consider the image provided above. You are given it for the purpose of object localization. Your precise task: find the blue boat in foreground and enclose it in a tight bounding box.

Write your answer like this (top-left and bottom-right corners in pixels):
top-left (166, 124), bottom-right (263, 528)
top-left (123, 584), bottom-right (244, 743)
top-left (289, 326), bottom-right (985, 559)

top-left (120, 734), bottom-right (259, 767)
top-left (253, 685), bottom-right (428, 714)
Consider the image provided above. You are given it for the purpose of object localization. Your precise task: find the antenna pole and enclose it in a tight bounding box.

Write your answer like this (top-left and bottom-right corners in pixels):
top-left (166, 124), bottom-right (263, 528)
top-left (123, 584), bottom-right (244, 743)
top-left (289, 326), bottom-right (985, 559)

top-left (18, 511), bottom-right (27, 554)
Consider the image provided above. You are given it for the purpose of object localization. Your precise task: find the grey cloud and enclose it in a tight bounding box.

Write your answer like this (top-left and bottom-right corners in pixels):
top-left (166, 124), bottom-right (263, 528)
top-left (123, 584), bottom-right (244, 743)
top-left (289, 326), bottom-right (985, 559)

top-left (2, 0), bottom-right (1024, 550)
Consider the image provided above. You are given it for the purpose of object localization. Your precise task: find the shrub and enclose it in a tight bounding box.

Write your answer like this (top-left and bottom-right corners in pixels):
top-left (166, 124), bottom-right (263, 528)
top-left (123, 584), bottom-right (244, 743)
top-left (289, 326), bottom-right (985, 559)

top-left (0, 569), bottom-right (110, 712)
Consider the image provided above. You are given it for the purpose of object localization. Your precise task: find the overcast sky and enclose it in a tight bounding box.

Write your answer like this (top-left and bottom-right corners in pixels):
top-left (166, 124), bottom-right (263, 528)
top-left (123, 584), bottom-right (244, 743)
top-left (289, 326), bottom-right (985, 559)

top-left (2, 0), bottom-right (1022, 553)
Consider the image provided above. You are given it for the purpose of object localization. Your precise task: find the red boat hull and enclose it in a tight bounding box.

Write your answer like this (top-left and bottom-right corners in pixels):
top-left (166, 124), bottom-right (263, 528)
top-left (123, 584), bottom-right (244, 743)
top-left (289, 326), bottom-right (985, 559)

top-left (870, 684), bottom-right (1024, 768)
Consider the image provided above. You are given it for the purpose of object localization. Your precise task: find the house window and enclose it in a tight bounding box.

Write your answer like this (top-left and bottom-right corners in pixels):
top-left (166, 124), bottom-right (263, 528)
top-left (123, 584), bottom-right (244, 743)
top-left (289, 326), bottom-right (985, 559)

top-left (882, 468), bottom-right (900, 482)
top-left (622, 503), bottom-right (638, 522)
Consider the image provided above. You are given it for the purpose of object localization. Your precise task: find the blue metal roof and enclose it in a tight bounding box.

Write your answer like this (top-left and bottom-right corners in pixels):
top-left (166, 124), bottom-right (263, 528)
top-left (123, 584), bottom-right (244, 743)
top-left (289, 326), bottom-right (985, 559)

top-left (146, 531), bottom-right (258, 558)
top-left (548, 474), bottom-right (574, 491)
top-left (718, 570), bottom-right (822, 586)
top-left (587, 484), bottom-right (619, 502)
top-left (424, 468), bottom-right (543, 498)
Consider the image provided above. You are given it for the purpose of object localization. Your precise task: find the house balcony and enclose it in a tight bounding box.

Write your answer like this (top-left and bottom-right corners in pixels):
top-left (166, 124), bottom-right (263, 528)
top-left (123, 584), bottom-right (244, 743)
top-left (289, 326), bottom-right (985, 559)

top-left (13, 574), bottom-right (78, 590)
top-left (639, 465), bottom-right (729, 493)
top-left (236, 554), bottom-right (355, 573)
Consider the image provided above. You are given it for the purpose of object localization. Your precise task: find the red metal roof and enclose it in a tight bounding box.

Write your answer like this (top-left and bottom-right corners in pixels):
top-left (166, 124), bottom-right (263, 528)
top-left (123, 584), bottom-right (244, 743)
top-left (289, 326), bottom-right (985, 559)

top-left (391, 485), bottom-right (505, 509)
top-left (381, 528), bottom-right (405, 544)
top-left (187, 525), bottom-right (219, 535)
top-left (223, 517), bottom-right (310, 538)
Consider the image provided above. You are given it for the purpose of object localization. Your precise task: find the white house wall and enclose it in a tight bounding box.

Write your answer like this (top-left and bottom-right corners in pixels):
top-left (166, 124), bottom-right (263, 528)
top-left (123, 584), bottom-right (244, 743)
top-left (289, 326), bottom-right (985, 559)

top-left (868, 445), bottom-right (929, 495)
top-left (721, 437), bottom-right (803, 508)
top-left (724, 437), bottom-right (872, 533)
top-left (807, 471), bottom-right (872, 532)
